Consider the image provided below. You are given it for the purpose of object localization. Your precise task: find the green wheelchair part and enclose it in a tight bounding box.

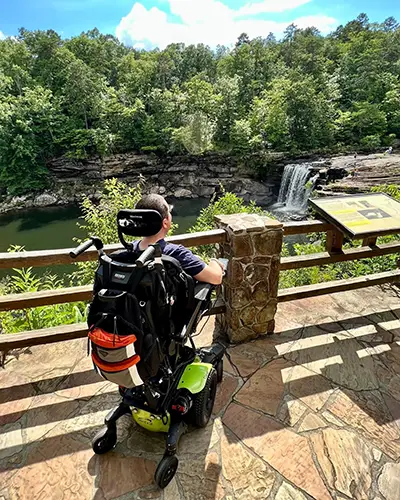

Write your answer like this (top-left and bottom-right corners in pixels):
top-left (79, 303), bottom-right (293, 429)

top-left (130, 361), bottom-right (213, 433)
top-left (177, 361), bottom-right (213, 394)
top-left (131, 408), bottom-right (170, 433)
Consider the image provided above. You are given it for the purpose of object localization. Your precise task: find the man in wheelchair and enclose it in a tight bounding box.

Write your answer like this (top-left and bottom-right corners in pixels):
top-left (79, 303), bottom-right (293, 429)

top-left (70, 194), bottom-right (226, 488)
top-left (135, 194), bottom-right (224, 285)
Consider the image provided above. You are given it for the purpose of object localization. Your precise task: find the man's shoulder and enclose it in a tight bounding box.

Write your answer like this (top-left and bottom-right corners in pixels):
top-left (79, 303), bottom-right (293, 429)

top-left (163, 242), bottom-right (192, 257)
top-left (162, 242), bottom-right (205, 276)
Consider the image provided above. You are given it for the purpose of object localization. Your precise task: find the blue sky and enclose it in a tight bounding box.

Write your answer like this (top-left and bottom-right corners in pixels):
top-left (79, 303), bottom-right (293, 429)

top-left (1, 0), bottom-right (399, 48)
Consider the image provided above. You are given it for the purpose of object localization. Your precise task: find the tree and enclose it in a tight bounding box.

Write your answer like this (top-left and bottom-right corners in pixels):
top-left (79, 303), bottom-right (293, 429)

top-left (1, 18), bottom-right (400, 195)
top-left (0, 86), bottom-right (62, 194)
top-left (336, 102), bottom-right (387, 144)
top-left (382, 87), bottom-right (400, 136)
top-left (250, 76), bottom-right (335, 151)
top-left (65, 29), bottom-right (129, 85)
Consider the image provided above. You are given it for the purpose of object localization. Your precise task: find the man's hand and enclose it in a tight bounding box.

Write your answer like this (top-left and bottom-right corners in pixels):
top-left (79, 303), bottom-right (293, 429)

top-left (210, 258), bottom-right (225, 271)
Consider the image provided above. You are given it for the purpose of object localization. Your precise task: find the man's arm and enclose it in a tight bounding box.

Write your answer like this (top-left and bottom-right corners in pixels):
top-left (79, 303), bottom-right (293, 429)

top-left (170, 245), bottom-right (224, 285)
top-left (194, 258), bottom-right (224, 285)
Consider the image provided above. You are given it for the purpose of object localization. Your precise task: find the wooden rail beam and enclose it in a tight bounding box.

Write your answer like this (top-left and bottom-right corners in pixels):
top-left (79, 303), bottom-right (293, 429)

top-left (0, 285), bottom-right (93, 312)
top-left (283, 220), bottom-right (333, 236)
top-left (0, 302), bottom-right (225, 354)
top-left (278, 269), bottom-right (400, 303)
top-left (0, 229), bottom-right (226, 270)
top-left (280, 241), bottom-right (400, 271)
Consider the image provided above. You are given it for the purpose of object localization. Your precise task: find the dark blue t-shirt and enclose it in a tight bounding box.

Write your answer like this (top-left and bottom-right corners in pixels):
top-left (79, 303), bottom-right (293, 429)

top-left (135, 239), bottom-right (206, 277)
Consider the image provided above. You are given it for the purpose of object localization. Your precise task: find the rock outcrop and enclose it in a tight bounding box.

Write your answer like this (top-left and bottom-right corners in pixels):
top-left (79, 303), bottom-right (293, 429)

top-left (316, 153), bottom-right (400, 195)
top-left (0, 152), bottom-right (277, 214)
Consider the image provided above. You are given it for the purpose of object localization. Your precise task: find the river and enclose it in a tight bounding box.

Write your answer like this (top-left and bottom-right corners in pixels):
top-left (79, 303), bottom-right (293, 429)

top-left (0, 198), bottom-right (210, 253)
top-left (0, 198), bottom-right (210, 278)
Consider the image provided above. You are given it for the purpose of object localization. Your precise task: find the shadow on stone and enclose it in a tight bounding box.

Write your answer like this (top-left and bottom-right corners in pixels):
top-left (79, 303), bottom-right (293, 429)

top-left (0, 369), bottom-right (102, 404)
top-left (223, 309), bottom-right (400, 444)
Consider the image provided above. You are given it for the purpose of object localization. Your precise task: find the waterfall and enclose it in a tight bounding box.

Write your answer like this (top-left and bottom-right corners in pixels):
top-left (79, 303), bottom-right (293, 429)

top-left (276, 163), bottom-right (317, 213)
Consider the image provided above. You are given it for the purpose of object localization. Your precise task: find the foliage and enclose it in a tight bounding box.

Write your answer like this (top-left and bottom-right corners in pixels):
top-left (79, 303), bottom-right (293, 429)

top-left (1, 17), bottom-right (400, 193)
top-left (0, 247), bottom-right (85, 334)
top-left (188, 188), bottom-right (267, 259)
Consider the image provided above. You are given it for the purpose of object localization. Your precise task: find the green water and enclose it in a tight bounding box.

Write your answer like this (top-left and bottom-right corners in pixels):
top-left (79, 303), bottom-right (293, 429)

top-left (0, 198), bottom-right (209, 274)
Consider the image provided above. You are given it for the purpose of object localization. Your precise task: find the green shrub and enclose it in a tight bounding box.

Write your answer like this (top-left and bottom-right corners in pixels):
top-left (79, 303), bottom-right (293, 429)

top-left (0, 254), bottom-right (86, 334)
top-left (189, 187), bottom-right (268, 259)
top-left (360, 134), bottom-right (381, 151)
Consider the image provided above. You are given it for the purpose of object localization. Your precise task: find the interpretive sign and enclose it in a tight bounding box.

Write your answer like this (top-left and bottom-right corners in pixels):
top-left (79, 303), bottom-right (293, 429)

top-left (309, 193), bottom-right (400, 239)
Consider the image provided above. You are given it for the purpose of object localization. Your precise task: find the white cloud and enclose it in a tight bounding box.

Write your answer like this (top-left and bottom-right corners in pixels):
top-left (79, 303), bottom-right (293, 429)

top-left (116, 0), bottom-right (337, 49)
top-left (237, 0), bottom-right (312, 16)
top-left (0, 31), bottom-right (5, 40)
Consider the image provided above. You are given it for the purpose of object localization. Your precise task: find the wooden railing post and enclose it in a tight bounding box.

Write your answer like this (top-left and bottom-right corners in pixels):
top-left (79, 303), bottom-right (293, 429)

top-left (326, 228), bottom-right (344, 254)
top-left (362, 236), bottom-right (377, 247)
top-left (215, 214), bottom-right (283, 343)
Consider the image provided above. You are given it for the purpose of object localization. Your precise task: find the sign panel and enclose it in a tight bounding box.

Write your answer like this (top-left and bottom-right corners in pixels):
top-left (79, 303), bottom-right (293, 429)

top-left (309, 193), bottom-right (400, 239)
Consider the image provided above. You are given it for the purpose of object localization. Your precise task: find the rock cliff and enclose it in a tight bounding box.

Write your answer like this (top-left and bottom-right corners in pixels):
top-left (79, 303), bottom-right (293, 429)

top-left (0, 152), bottom-right (277, 214)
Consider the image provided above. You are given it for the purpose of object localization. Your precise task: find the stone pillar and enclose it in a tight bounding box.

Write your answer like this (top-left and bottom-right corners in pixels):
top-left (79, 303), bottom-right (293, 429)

top-left (215, 213), bottom-right (283, 344)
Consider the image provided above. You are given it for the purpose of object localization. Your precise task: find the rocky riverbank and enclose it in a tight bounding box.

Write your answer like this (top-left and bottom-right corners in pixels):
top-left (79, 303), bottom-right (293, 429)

top-left (0, 152), bottom-right (278, 215)
top-left (2, 151), bottom-right (400, 215)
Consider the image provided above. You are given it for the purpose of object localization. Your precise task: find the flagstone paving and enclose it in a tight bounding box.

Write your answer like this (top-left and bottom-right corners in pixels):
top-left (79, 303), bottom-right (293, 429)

top-left (1, 285), bottom-right (400, 499)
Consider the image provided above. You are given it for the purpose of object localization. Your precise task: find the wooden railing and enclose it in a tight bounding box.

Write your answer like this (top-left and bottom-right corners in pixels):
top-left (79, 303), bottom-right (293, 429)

top-left (279, 220), bottom-right (400, 302)
top-left (1, 218), bottom-right (400, 359)
top-left (0, 229), bottom-right (226, 269)
top-left (0, 229), bottom-right (226, 360)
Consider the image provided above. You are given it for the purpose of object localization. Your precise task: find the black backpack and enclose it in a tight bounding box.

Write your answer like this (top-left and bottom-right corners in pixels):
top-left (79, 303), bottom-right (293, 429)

top-left (87, 246), bottom-right (195, 388)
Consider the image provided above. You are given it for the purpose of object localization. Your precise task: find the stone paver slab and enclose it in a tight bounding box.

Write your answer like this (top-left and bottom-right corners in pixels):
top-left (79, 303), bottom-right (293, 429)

top-left (311, 428), bottom-right (373, 500)
top-left (97, 453), bottom-right (156, 499)
top-left (378, 463), bottom-right (400, 500)
top-left (177, 451), bottom-right (225, 500)
top-left (234, 359), bottom-right (291, 416)
top-left (6, 338), bottom-right (88, 385)
top-left (223, 403), bottom-right (331, 500)
top-left (276, 397), bottom-right (308, 427)
top-left (0, 421), bottom-right (23, 460)
top-left (4, 433), bottom-right (95, 500)
top-left (298, 413), bottom-right (328, 432)
top-left (0, 372), bottom-right (35, 427)
top-left (213, 373), bottom-right (241, 415)
top-left (275, 481), bottom-right (308, 500)
top-left (327, 389), bottom-right (400, 460)
top-left (285, 363), bottom-right (334, 412)
top-left (285, 325), bottom-right (379, 391)
top-left (228, 335), bottom-right (298, 379)
top-left (221, 426), bottom-right (275, 499)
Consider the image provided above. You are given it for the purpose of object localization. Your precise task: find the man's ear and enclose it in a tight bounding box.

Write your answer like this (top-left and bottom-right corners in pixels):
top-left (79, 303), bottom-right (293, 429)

top-left (162, 218), bottom-right (169, 230)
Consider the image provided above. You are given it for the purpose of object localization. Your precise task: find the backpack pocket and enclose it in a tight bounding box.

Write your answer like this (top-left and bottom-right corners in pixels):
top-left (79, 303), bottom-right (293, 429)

top-left (89, 328), bottom-right (143, 388)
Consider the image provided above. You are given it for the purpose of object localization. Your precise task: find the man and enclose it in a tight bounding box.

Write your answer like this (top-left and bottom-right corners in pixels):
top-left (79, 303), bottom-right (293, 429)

top-left (135, 194), bottom-right (224, 285)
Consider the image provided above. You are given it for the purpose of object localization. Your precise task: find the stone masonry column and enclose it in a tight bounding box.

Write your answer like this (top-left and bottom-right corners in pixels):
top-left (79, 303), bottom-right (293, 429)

top-left (215, 213), bottom-right (283, 343)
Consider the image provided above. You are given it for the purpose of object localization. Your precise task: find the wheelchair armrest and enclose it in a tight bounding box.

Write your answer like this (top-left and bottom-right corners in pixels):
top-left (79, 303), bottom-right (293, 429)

top-left (194, 282), bottom-right (213, 301)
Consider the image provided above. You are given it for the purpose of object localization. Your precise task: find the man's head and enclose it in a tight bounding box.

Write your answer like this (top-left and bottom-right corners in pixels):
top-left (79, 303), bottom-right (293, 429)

top-left (135, 194), bottom-right (173, 238)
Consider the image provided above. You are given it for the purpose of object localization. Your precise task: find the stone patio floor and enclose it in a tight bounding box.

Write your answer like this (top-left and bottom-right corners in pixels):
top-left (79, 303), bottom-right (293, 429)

top-left (1, 285), bottom-right (400, 499)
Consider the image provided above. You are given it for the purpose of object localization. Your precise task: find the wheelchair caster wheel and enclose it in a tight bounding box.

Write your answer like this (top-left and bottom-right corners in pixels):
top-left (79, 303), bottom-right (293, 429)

top-left (92, 425), bottom-right (117, 454)
top-left (216, 359), bottom-right (223, 383)
top-left (155, 455), bottom-right (178, 489)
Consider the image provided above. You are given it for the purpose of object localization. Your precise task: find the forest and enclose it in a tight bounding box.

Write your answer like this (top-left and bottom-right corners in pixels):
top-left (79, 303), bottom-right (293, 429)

top-left (0, 13), bottom-right (399, 195)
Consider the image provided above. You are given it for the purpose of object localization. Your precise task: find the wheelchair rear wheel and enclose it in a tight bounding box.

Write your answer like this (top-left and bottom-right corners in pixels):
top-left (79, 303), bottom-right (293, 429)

top-left (187, 368), bottom-right (217, 428)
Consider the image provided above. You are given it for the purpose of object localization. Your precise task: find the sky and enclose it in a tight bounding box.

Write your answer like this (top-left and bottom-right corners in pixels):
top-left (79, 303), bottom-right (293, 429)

top-left (0, 0), bottom-right (399, 49)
